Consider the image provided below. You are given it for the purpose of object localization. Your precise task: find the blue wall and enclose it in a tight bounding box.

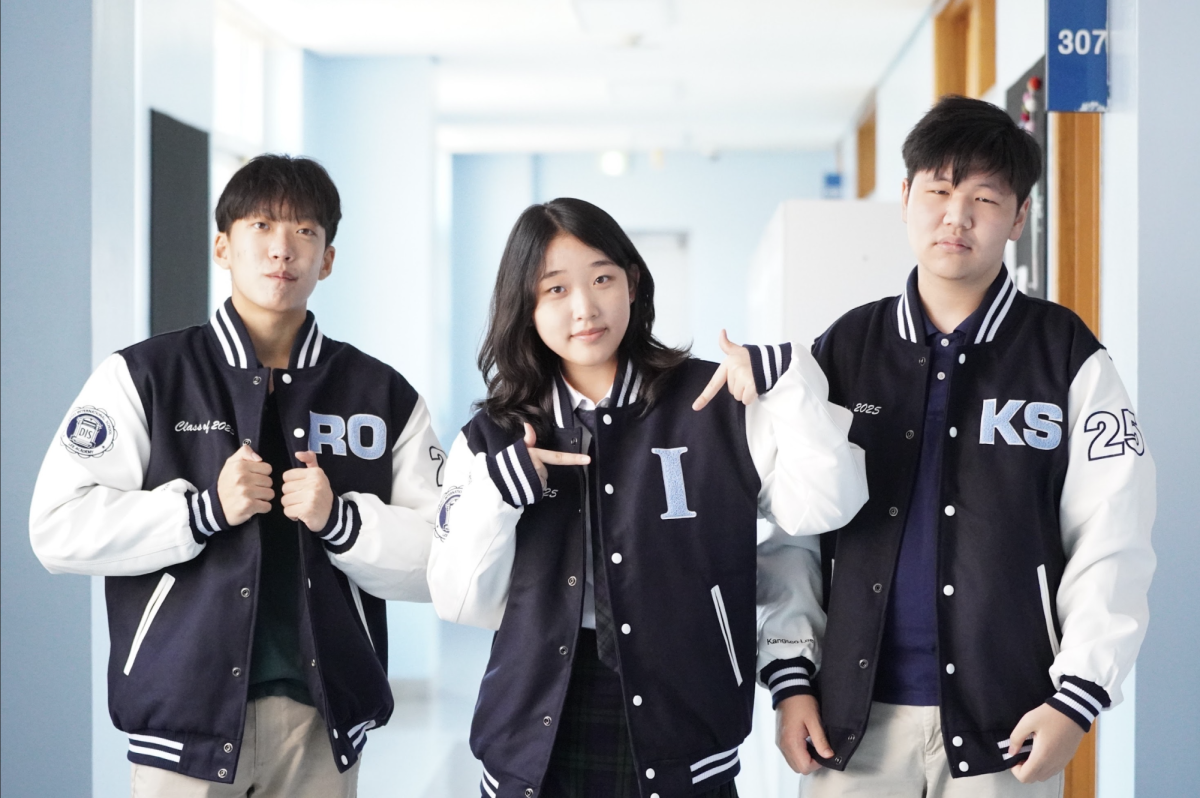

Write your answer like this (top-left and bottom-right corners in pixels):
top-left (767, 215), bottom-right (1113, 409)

top-left (1135, 0), bottom-right (1200, 793)
top-left (304, 54), bottom-right (443, 682)
top-left (0, 0), bottom-right (94, 793)
top-left (448, 149), bottom-right (835, 434)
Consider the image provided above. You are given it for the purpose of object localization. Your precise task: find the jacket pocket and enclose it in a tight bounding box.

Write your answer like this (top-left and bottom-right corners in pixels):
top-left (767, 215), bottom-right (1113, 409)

top-left (348, 581), bottom-right (374, 651)
top-left (124, 573), bottom-right (175, 675)
top-left (710, 585), bottom-right (744, 686)
top-left (1037, 564), bottom-right (1061, 658)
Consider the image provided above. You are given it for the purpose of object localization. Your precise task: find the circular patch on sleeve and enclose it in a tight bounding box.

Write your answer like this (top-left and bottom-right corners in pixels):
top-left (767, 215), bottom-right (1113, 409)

top-left (61, 406), bottom-right (117, 458)
top-left (435, 487), bottom-right (462, 541)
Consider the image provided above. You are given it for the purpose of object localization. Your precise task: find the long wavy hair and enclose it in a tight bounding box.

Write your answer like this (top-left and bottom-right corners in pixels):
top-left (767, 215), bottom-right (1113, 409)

top-left (476, 198), bottom-right (691, 436)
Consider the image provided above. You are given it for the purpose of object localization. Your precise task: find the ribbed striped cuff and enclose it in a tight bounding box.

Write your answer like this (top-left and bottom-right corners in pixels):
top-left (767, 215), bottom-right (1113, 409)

top-left (760, 656), bottom-right (816, 708)
top-left (188, 485), bottom-right (231, 543)
top-left (1047, 676), bottom-right (1110, 732)
top-left (486, 440), bottom-right (542, 507)
top-left (744, 343), bottom-right (793, 395)
top-left (319, 496), bottom-right (362, 554)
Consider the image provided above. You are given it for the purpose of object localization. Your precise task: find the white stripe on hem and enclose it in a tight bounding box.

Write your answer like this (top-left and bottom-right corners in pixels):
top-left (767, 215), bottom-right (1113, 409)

top-left (128, 733), bottom-right (184, 750)
top-left (690, 746), bottom-right (739, 772)
top-left (692, 753), bottom-right (739, 785)
top-left (129, 744), bottom-right (181, 763)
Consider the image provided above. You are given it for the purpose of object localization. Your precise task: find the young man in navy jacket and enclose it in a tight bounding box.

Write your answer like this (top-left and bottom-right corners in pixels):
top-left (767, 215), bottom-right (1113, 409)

top-left (30, 155), bottom-right (444, 796)
top-left (780, 97), bottom-right (1156, 797)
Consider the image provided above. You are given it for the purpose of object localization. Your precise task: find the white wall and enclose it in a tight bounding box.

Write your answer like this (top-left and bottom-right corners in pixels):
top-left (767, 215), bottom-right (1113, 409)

top-left (872, 20), bottom-right (934, 200)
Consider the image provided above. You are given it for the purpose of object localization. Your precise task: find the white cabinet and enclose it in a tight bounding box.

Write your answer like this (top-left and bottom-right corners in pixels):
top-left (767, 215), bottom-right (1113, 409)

top-left (747, 200), bottom-right (913, 347)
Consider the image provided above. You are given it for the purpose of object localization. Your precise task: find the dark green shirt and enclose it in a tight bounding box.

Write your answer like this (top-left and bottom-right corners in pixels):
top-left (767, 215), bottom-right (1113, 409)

top-left (247, 390), bottom-right (313, 707)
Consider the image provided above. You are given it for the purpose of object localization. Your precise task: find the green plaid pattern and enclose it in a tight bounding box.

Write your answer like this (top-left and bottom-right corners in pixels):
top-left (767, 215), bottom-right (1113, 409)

top-left (542, 630), bottom-right (739, 798)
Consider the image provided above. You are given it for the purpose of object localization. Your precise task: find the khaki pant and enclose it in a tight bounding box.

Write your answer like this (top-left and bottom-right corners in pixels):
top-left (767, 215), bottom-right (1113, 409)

top-left (800, 703), bottom-right (1063, 798)
top-left (131, 696), bottom-right (358, 798)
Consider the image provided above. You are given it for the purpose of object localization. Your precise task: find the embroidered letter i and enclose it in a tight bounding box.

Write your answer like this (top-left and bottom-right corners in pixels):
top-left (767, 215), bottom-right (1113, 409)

top-left (650, 447), bottom-right (697, 520)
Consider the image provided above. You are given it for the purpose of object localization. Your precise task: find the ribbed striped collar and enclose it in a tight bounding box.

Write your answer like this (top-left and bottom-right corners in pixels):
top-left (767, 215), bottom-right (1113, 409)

top-left (208, 298), bottom-right (325, 370)
top-left (548, 354), bottom-right (644, 428)
top-left (895, 265), bottom-right (1018, 345)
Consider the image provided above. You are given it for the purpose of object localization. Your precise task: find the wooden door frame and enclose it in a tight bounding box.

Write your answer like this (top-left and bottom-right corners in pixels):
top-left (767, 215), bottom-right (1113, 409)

top-left (1051, 109), bottom-right (1102, 798)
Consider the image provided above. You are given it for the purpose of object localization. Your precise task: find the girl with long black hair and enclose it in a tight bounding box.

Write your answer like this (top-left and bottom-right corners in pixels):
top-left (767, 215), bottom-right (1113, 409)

top-left (428, 198), bottom-right (867, 798)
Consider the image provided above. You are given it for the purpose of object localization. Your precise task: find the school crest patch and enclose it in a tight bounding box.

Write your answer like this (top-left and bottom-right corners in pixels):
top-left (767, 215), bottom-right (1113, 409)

top-left (62, 406), bottom-right (116, 458)
top-left (435, 487), bottom-right (462, 541)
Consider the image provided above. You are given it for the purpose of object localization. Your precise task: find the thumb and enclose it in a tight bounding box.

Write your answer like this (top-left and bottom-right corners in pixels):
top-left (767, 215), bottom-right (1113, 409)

top-left (807, 715), bottom-right (834, 759)
top-left (295, 450), bottom-right (318, 468)
top-left (718, 328), bottom-right (740, 354)
top-left (523, 422), bottom-right (537, 449)
top-left (1008, 713), bottom-right (1036, 758)
top-left (234, 443), bottom-right (262, 462)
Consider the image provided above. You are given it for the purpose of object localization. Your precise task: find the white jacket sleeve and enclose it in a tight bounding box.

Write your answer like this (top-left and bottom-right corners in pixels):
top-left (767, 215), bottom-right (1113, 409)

top-left (1048, 349), bottom-right (1156, 722)
top-left (29, 354), bottom-right (209, 576)
top-left (745, 343), bottom-right (869, 536)
top-left (743, 343), bottom-right (863, 703)
top-left (324, 396), bottom-right (443, 602)
top-left (426, 431), bottom-right (524, 630)
top-left (755, 520), bottom-right (826, 703)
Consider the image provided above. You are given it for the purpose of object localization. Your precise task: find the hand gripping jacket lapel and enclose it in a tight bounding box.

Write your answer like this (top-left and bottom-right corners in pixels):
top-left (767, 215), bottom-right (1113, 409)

top-left (29, 299), bottom-right (444, 783)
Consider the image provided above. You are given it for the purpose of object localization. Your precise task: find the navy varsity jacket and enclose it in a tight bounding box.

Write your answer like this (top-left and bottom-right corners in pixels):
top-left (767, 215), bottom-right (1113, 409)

top-left (808, 266), bottom-right (1156, 777)
top-left (30, 299), bottom-right (443, 784)
top-left (429, 347), bottom-right (869, 798)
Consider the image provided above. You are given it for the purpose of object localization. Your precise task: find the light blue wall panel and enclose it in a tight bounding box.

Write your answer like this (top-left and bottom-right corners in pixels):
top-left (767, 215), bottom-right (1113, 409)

top-left (1, 0), bottom-right (94, 793)
top-left (1135, 0), bottom-right (1200, 794)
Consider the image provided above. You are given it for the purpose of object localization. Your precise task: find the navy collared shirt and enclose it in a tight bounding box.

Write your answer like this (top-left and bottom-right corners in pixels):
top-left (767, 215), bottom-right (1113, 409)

top-left (873, 267), bottom-right (1010, 706)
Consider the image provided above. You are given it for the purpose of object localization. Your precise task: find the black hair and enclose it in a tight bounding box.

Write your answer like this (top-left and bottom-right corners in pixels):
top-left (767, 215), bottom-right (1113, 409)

top-left (902, 95), bottom-right (1042, 207)
top-left (476, 198), bottom-right (691, 437)
top-left (215, 154), bottom-right (342, 244)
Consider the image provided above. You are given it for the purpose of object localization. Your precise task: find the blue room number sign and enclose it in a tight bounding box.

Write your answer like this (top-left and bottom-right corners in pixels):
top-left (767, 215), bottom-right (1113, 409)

top-left (1046, 0), bottom-right (1109, 112)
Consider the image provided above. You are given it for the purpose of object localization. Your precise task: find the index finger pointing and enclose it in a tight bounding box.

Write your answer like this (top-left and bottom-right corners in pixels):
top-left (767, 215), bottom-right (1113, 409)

top-left (692, 362), bottom-right (728, 411)
top-left (529, 448), bottom-right (591, 467)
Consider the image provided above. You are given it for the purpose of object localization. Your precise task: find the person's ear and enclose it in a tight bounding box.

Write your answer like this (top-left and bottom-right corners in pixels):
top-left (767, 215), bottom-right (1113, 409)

top-left (900, 179), bottom-right (910, 223)
top-left (1009, 197), bottom-right (1032, 241)
top-left (318, 245), bottom-right (335, 281)
top-left (627, 267), bottom-right (639, 304)
top-left (213, 231), bottom-right (232, 272)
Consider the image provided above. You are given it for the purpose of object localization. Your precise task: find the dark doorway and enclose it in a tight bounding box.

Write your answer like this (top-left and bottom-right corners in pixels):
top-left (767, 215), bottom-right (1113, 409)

top-left (1006, 57), bottom-right (1047, 299)
top-left (150, 110), bottom-right (210, 335)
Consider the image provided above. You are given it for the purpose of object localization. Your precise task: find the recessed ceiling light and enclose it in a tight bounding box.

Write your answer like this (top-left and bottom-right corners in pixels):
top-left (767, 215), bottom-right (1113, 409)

top-left (599, 150), bottom-right (629, 176)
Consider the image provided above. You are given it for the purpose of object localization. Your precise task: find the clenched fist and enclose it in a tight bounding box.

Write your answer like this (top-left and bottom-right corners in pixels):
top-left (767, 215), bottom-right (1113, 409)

top-left (217, 445), bottom-right (274, 526)
top-left (282, 450), bottom-right (334, 532)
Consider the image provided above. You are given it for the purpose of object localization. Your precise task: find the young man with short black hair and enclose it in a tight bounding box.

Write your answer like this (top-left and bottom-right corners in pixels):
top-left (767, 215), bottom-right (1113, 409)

top-left (774, 96), bottom-right (1157, 797)
top-left (30, 155), bottom-right (444, 796)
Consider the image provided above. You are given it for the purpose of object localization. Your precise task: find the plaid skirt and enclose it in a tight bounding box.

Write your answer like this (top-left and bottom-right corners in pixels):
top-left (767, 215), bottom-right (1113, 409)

top-left (541, 629), bottom-right (739, 798)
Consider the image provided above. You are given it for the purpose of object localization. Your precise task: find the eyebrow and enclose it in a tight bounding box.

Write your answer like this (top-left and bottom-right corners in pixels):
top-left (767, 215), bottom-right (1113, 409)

top-left (539, 260), bottom-right (617, 280)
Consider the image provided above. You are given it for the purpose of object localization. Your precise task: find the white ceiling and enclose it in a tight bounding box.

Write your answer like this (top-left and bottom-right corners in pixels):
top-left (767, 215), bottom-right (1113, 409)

top-left (229, 0), bottom-right (933, 153)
